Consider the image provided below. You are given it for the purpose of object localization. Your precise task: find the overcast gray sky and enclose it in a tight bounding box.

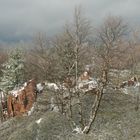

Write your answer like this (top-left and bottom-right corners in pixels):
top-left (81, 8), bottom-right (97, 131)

top-left (0, 0), bottom-right (139, 42)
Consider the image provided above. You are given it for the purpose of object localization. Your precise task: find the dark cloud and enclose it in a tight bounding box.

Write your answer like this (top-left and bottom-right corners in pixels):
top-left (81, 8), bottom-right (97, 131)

top-left (0, 0), bottom-right (139, 42)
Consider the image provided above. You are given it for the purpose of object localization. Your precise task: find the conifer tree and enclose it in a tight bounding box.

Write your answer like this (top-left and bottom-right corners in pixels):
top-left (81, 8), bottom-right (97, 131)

top-left (0, 49), bottom-right (24, 93)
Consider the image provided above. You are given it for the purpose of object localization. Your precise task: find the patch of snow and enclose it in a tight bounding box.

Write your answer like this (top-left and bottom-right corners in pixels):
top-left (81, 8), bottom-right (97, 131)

top-left (78, 78), bottom-right (98, 93)
top-left (53, 106), bottom-right (59, 112)
top-left (83, 71), bottom-right (88, 77)
top-left (9, 86), bottom-right (25, 97)
top-left (36, 83), bottom-right (44, 93)
top-left (72, 126), bottom-right (82, 134)
top-left (29, 79), bottom-right (33, 82)
top-left (46, 83), bottom-right (59, 91)
top-left (60, 84), bottom-right (68, 91)
top-left (24, 82), bottom-right (27, 87)
top-left (9, 81), bottom-right (28, 97)
top-left (88, 79), bottom-right (98, 89)
top-left (28, 105), bottom-right (34, 116)
top-left (36, 118), bottom-right (43, 124)
top-left (10, 90), bottom-right (19, 97)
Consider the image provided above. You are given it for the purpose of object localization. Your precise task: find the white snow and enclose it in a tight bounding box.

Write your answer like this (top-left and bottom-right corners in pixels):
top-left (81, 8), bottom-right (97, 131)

top-left (11, 90), bottom-right (19, 97)
top-left (10, 88), bottom-right (23, 97)
top-left (72, 126), bottom-right (82, 134)
top-left (36, 118), bottom-right (43, 124)
top-left (24, 82), bottom-right (27, 87)
top-left (46, 82), bottom-right (59, 91)
top-left (36, 83), bottom-right (44, 93)
top-left (78, 78), bottom-right (98, 92)
top-left (8, 81), bottom-right (29, 97)
top-left (27, 105), bottom-right (35, 116)
top-left (121, 81), bottom-right (140, 95)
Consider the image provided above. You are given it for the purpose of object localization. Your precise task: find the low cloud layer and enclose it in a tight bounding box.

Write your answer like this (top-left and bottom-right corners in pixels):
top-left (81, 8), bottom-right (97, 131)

top-left (0, 0), bottom-right (139, 42)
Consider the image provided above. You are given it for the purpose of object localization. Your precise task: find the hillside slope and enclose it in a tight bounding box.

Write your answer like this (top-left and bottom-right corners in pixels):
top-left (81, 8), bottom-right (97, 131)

top-left (0, 89), bottom-right (140, 140)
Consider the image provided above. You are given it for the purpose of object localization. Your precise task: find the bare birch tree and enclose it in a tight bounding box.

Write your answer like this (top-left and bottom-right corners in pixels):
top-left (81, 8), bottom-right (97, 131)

top-left (82, 16), bottom-right (128, 134)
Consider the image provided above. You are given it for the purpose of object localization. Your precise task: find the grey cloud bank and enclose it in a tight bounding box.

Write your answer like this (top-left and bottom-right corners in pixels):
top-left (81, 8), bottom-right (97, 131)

top-left (0, 0), bottom-right (139, 42)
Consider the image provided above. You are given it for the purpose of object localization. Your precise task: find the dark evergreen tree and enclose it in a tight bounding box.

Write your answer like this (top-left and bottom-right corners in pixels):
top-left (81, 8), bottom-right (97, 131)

top-left (0, 49), bottom-right (25, 92)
